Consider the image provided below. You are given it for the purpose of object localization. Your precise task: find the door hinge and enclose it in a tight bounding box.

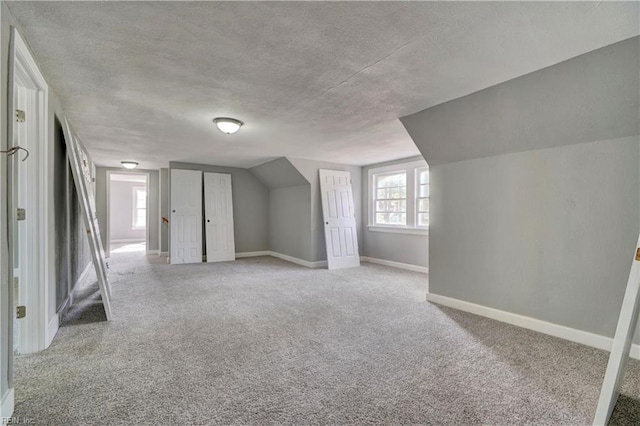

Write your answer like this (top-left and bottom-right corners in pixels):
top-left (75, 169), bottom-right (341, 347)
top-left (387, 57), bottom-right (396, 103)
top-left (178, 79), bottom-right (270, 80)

top-left (15, 109), bottom-right (25, 123)
top-left (16, 208), bottom-right (26, 221)
top-left (636, 247), bottom-right (640, 262)
top-left (16, 305), bottom-right (26, 319)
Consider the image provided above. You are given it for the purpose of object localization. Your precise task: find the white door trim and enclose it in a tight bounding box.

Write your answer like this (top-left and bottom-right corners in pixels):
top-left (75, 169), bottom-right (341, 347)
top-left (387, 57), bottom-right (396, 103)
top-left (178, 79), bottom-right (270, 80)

top-left (9, 27), bottom-right (53, 353)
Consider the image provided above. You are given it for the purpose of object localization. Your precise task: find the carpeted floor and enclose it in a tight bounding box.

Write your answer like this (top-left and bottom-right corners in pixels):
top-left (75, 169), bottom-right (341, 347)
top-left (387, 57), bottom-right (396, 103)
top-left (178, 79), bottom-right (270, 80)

top-left (12, 252), bottom-right (640, 425)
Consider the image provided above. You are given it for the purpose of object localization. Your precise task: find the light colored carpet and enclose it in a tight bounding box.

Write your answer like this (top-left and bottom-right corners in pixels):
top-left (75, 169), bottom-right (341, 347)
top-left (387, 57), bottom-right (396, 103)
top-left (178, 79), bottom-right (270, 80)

top-left (13, 253), bottom-right (640, 425)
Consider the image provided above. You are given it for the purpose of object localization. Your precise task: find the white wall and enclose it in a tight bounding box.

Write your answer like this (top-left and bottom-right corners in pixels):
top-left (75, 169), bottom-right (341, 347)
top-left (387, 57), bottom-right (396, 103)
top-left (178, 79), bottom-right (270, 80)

top-left (109, 180), bottom-right (146, 242)
top-left (95, 168), bottom-right (160, 252)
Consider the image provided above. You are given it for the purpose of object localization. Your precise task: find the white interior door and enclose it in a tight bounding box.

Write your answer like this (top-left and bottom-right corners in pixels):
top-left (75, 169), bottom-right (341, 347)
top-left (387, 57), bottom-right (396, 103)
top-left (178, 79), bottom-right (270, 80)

top-left (319, 169), bottom-right (360, 270)
top-left (170, 169), bottom-right (203, 264)
top-left (204, 172), bottom-right (235, 262)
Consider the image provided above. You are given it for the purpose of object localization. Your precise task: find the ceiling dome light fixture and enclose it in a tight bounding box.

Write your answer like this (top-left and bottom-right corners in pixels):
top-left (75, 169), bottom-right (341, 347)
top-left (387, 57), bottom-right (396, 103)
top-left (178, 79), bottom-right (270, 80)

top-left (213, 117), bottom-right (243, 134)
top-left (121, 161), bottom-right (139, 169)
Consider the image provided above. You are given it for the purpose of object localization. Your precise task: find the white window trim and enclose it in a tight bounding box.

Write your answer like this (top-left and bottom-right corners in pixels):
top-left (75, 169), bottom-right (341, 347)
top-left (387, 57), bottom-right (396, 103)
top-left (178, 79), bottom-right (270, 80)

top-left (368, 160), bottom-right (428, 235)
top-left (132, 186), bottom-right (146, 230)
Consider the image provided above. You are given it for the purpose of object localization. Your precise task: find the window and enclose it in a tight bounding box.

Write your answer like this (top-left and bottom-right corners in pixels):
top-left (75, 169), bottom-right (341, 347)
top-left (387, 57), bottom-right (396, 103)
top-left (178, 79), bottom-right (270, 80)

top-left (369, 160), bottom-right (428, 234)
top-left (132, 187), bottom-right (147, 229)
top-left (416, 167), bottom-right (429, 228)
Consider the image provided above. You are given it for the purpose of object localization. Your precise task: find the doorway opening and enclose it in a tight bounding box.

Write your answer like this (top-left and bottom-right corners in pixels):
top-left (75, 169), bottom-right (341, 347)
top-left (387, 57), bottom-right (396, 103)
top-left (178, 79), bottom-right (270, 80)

top-left (107, 172), bottom-right (149, 255)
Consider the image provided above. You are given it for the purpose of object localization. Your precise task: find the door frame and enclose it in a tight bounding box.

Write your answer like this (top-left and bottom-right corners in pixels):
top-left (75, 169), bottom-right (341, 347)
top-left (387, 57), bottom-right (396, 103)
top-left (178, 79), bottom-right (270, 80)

top-left (105, 169), bottom-right (150, 256)
top-left (8, 27), bottom-right (53, 354)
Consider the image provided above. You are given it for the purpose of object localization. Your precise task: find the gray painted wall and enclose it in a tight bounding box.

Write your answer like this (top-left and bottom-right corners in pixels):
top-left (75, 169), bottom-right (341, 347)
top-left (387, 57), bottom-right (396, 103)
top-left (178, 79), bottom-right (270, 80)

top-left (430, 138), bottom-right (639, 338)
top-left (53, 118), bottom-right (69, 311)
top-left (289, 158), bottom-right (362, 262)
top-left (402, 36), bottom-right (639, 166)
top-left (269, 185), bottom-right (312, 260)
top-left (249, 158), bottom-right (312, 260)
top-left (402, 37), bottom-right (640, 341)
top-left (250, 157), bottom-right (309, 189)
top-left (95, 168), bottom-right (159, 253)
top-left (160, 168), bottom-right (169, 254)
top-left (361, 156), bottom-right (428, 267)
top-left (109, 180), bottom-right (146, 242)
top-left (169, 162), bottom-right (269, 253)
top-left (68, 168), bottom-right (92, 291)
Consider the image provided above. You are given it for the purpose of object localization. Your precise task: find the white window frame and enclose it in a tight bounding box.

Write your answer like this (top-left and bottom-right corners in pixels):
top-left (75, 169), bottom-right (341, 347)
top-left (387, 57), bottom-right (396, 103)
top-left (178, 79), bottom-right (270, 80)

top-left (368, 160), bottom-right (428, 235)
top-left (132, 186), bottom-right (147, 230)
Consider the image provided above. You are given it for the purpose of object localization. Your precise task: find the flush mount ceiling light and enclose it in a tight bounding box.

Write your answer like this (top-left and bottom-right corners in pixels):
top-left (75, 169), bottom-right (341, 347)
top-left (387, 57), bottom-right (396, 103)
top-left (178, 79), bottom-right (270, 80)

top-left (121, 161), bottom-right (139, 169)
top-left (213, 117), bottom-right (243, 134)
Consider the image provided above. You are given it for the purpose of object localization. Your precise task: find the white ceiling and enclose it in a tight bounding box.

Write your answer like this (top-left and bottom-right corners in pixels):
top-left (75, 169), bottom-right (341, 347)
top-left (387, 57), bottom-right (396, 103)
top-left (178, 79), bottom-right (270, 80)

top-left (7, 1), bottom-right (639, 169)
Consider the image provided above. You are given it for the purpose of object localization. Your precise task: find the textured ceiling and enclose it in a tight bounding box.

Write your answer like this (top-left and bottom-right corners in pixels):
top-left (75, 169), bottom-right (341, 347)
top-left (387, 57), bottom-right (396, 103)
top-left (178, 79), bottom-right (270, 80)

top-left (6, 1), bottom-right (639, 169)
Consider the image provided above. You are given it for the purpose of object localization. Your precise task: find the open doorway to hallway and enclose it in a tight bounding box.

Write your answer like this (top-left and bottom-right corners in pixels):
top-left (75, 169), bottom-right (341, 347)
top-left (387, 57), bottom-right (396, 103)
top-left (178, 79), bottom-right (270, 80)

top-left (107, 172), bottom-right (148, 255)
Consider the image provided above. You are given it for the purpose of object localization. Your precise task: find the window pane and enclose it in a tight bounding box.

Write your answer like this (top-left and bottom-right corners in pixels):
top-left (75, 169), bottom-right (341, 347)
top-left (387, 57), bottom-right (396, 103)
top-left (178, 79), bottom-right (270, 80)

top-left (376, 200), bottom-right (406, 213)
top-left (417, 198), bottom-right (429, 213)
top-left (135, 210), bottom-right (146, 227)
top-left (377, 173), bottom-right (406, 188)
top-left (394, 186), bottom-right (407, 199)
top-left (376, 212), bottom-right (406, 225)
top-left (136, 190), bottom-right (147, 207)
top-left (376, 188), bottom-right (388, 200)
top-left (419, 169), bottom-right (429, 184)
top-left (417, 213), bottom-right (429, 227)
top-left (419, 184), bottom-right (429, 198)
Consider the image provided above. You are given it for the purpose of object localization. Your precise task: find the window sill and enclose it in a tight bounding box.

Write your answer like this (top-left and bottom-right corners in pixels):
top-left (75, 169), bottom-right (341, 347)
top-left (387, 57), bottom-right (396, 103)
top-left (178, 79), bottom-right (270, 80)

top-left (367, 225), bottom-right (428, 236)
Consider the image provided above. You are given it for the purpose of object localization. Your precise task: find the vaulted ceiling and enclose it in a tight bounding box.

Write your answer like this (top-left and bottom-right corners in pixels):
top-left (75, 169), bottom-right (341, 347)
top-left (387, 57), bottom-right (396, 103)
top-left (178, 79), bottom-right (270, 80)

top-left (6, 1), bottom-right (639, 169)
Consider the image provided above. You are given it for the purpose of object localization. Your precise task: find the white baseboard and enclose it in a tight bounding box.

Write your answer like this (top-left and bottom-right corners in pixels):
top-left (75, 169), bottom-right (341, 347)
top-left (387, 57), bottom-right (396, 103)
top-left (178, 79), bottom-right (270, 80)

top-left (361, 256), bottom-right (428, 274)
top-left (426, 293), bottom-right (640, 360)
top-left (236, 251), bottom-right (270, 258)
top-left (160, 251), bottom-right (168, 256)
top-left (45, 314), bottom-right (59, 348)
top-left (0, 388), bottom-right (14, 419)
top-left (269, 251), bottom-right (328, 268)
top-left (146, 249), bottom-right (159, 255)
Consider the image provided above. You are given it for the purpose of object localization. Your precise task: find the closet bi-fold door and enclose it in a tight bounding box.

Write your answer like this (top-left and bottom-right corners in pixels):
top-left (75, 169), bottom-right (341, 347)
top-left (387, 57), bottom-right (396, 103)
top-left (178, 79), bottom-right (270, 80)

top-left (170, 169), bottom-right (203, 264)
top-left (204, 172), bottom-right (235, 262)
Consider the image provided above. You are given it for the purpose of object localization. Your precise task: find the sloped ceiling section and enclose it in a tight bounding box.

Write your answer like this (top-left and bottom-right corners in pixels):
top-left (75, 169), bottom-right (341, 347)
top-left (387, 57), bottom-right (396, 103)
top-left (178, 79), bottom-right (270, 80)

top-left (6, 1), bottom-right (639, 169)
top-left (401, 36), bottom-right (640, 166)
top-left (249, 157), bottom-right (309, 189)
